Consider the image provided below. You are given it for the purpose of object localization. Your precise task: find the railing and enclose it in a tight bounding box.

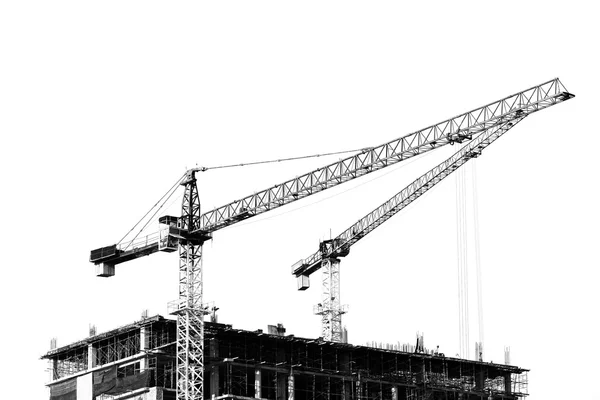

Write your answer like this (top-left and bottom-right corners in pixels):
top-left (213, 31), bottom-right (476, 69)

top-left (117, 232), bottom-right (160, 252)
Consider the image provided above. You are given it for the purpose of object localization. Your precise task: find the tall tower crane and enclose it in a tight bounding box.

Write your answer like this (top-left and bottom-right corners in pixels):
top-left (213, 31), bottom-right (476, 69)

top-left (292, 116), bottom-right (521, 342)
top-left (89, 79), bottom-right (572, 400)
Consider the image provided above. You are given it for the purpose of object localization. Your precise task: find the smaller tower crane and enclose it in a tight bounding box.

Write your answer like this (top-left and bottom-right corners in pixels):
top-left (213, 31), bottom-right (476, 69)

top-left (292, 81), bottom-right (574, 342)
top-left (292, 119), bottom-right (523, 341)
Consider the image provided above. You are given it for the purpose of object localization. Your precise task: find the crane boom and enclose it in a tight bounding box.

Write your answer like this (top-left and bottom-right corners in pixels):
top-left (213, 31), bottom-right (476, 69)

top-left (91, 78), bottom-right (572, 271)
top-left (196, 79), bottom-right (570, 233)
top-left (292, 117), bottom-right (524, 281)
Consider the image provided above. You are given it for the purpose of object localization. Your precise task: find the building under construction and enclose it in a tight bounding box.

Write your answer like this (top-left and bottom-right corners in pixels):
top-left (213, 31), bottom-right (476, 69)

top-left (42, 315), bottom-right (528, 400)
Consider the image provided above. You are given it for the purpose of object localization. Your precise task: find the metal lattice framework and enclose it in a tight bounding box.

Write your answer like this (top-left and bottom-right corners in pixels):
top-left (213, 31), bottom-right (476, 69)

top-left (89, 79), bottom-right (573, 399)
top-left (52, 348), bottom-right (88, 379)
top-left (176, 171), bottom-right (205, 400)
top-left (197, 78), bottom-right (571, 234)
top-left (94, 331), bottom-right (141, 366)
top-left (293, 117), bottom-right (525, 278)
top-left (313, 258), bottom-right (347, 342)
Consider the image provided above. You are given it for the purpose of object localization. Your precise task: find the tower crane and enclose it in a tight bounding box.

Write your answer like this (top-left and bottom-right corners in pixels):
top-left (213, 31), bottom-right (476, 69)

top-left (292, 115), bottom-right (521, 342)
top-left (89, 78), bottom-right (572, 400)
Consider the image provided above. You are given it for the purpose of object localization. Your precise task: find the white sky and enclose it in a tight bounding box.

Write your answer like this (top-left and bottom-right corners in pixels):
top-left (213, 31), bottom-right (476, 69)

top-left (0, 1), bottom-right (597, 399)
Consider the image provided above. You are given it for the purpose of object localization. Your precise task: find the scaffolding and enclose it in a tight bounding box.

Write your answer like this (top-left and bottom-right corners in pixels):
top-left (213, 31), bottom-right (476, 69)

top-left (51, 346), bottom-right (88, 379)
top-left (207, 322), bottom-right (528, 400)
top-left (94, 330), bottom-right (140, 366)
top-left (43, 317), bottom-right (528, 400)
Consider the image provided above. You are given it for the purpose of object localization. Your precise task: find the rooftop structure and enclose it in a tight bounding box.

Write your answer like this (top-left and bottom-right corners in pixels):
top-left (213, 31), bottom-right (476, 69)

top-left (42, 316), bottom-right (528, 400)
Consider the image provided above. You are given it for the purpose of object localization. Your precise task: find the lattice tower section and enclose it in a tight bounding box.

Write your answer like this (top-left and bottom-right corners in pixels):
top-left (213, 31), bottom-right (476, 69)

top-left (177, 171), bottom-right (204, 400)
top-left (315, 258), bottom-right (347, 342)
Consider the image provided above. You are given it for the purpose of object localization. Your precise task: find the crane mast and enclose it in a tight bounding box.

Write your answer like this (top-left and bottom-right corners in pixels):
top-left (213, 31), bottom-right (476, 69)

top-left (175, 170), bottom-right (206, 400)
top-left (313, 252), bottom-right (349, 342)
top-left (88, 79), bottom-right (573, 400)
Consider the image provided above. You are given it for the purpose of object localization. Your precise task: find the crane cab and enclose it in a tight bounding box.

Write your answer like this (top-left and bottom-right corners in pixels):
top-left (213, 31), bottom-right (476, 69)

top-left (158, 215), bottom-right (179, 252)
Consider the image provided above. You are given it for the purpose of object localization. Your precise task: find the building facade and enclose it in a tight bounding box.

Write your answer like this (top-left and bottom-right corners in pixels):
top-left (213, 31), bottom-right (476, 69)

top-left (42, 316), bottom-right (528, 400)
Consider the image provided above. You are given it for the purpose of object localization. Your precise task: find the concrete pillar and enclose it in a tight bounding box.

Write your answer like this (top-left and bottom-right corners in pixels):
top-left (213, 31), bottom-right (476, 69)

top-left (277, 373), bottom-right (287, 400)
top-left (415, 359), bottom-right (425, 384)
top-left (504, 373), bottom-right (512, 394)
top-left (139, 327), bottom-right (147, 370)
top-left (475, 368), bottom-right (485, 390)
top-left (287, 375), bottom-right (295, 400)
top-left (343, 380), bottom-right (352, 400)
top-left (149, 387), bottom-right (162, 400)
top-left (140, 327), bottom-right (148, 350)
top-left (51, 359), bottom-right (59, 380)
top-left (210, 368), bottom-right (220, 399)
top-left (87, 344), bottom-right (96, 369)
top-left (255, 368), bottom-right (262, 398)
top-left (340, 352), bottom-right (350, 372)
top-left (209, 339), bottom-right (220, 399)
top-left (76, 372), bottom-right (93, 400)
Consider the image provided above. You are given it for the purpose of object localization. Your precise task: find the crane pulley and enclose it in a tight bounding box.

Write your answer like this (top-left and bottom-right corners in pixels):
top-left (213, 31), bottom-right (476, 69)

top-left (89, 78), bottom-right (573, 400)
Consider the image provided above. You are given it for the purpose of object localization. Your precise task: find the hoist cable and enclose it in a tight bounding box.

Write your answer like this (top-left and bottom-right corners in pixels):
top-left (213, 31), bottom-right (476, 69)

top-left (462, 167), bottom-right (470, 359)
top-left (198, 147), bottom-right (372, 172)
top-left (117, 172), bottom-right (187, 247)
top-left (456, 166), bottom-right (470, 359)
top-left (472, 161), bottom-right (484, 351)
top-left (121, 180), bottom-right (182, 252)
top-left (456, 171), bottom-right (463, 357)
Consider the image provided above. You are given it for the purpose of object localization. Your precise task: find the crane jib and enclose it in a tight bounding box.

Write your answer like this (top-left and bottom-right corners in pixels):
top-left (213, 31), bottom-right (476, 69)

top-left (290, 103), bottom-right (568, 281)
top-left (196, 80), bottom-right (572, 235)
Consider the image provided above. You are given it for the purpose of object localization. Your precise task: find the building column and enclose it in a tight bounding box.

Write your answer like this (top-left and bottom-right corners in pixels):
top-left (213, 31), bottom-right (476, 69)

top-left (210, 366), bottom-right (220, 399)
top-left (475, 365), bottom-right (485, 391)
top-left (210, 339), bottom-right (220, 399)
top-left (340, 352), bottom-right (351, 400)
top-left (51, 359), bottom-right (59, 380)
top-left (504, 373), bottom-right (512, 394)
top-left (76, 372), bottom-right (94, 400)
top-left (277, 373), bottom-right (287, 400)
top-left (343, 380), bottom-right (352, 400)
top-left (139, 326), bottom-right (147, 370)
top-left (287, 375), bottom-right (295, 400)
top-left (87, 344), bottom-right (96, 369)
top-left (255, 368), bottom-right (262, 398)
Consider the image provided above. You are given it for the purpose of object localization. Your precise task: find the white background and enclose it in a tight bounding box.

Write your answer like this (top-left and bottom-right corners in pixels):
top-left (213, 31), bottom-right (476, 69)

top-left (0, 1), bottom-right (597, 399)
